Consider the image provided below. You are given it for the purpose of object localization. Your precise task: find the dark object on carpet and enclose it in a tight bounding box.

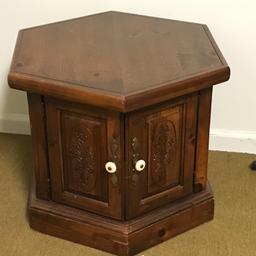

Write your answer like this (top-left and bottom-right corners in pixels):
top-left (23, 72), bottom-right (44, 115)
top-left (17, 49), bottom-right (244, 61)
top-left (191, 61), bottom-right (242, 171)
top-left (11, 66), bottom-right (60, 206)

top-left (250, 160), bottom-right (256, 170)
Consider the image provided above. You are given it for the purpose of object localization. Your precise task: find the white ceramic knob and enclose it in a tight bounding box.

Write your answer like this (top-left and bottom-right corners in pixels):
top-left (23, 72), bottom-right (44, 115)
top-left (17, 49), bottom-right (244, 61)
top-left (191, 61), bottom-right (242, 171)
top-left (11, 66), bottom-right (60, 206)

top-left (105, 162), bottom-right (117, 173)
top-left (135, 159), bottom-right (146, 172)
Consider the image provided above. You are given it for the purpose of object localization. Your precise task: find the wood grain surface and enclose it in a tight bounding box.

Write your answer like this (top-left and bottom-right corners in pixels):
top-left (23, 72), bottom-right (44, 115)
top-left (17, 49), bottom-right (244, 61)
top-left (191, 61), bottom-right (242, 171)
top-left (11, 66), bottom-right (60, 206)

top-left (8, 11), bottom-right (230, 112)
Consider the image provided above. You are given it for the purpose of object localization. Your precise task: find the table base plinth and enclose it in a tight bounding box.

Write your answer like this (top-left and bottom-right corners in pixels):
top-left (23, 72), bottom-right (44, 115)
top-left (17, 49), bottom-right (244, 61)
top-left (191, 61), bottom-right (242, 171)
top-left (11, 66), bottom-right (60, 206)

top-left (29, 180), bottom-right (214, 256)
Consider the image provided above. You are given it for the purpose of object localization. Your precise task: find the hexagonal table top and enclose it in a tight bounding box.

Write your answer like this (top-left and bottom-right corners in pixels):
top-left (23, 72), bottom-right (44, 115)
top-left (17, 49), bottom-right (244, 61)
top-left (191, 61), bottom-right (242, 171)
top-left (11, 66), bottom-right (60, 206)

top-left (8, 11), bottom-right (230, 112)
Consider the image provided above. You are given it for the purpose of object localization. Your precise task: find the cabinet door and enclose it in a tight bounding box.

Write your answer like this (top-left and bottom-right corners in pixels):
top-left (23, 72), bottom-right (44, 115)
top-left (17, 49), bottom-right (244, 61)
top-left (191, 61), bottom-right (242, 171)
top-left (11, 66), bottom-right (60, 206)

top-left (126, 94), bottom-right (198, 219)
top-left (45, 98), bottom-right (123, 219)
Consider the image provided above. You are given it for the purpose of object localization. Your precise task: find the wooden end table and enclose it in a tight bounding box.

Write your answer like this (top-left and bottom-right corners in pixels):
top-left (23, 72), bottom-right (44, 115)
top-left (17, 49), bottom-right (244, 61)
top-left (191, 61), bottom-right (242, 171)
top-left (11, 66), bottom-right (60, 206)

top-left (8, 11), bottom-right (230, 256)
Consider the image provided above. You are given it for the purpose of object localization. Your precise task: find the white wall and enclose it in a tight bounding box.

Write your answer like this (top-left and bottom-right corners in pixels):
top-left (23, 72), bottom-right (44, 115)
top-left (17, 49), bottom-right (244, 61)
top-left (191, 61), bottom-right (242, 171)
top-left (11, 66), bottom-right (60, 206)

top-left (0, 0), bottom-right (255, 153)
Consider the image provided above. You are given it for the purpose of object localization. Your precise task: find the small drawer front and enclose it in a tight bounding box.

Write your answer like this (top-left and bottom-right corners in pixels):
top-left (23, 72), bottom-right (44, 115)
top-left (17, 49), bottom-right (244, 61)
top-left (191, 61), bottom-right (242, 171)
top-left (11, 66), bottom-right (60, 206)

top-left (45, 97), bottom-right (123, 220)
top-left (126, 94), bottom-right (198, 219)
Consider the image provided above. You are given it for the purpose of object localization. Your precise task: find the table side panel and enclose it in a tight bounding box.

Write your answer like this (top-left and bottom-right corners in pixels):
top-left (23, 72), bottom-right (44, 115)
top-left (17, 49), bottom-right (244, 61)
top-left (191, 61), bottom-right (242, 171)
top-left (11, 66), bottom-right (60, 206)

top-left (27, 93), bottom-right (50, 200)
top-left (194, 87), bottom-right (213, 191)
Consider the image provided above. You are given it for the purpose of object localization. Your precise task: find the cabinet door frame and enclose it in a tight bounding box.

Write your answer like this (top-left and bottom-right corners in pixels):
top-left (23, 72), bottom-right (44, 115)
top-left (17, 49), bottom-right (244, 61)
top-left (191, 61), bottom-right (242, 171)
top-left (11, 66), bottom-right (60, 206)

top-left (45, 97), bottom-right (124, 220)
top-left (125, 93), bottom-right (198, 219)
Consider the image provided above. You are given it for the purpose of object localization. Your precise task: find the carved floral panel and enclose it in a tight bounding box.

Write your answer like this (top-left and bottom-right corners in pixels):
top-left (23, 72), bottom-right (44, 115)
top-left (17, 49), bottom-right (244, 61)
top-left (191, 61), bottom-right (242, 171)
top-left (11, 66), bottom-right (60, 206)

top-left (61, 111), bottom-right (107, 200)
top-left (146, 105), bottom-right (183, 194)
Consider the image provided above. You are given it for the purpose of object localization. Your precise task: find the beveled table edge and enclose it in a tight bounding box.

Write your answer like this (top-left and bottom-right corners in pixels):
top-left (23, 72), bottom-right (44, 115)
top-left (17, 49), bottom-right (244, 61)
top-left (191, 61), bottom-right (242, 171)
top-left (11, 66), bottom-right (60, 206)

top-left (8, 65), bottom-right (229, 113)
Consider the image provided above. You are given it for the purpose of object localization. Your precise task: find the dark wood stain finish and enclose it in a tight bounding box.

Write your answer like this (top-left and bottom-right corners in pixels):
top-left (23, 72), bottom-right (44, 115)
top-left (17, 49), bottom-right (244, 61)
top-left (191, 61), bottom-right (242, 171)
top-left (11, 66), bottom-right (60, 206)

top-left (27, 93), bottom-right (50, 200)
top-left (45, 98), bottom-right (123, 219)
top-left (8, 11), bottom-right (230, 112)
top-left (29, 178), bottom-right (214, 256)
top-left (8, 11), bottom-right (230, 256)
top-left (194, 87), bottom-right (213, 192)
top-left (125, 94), bottom-right (198, 219)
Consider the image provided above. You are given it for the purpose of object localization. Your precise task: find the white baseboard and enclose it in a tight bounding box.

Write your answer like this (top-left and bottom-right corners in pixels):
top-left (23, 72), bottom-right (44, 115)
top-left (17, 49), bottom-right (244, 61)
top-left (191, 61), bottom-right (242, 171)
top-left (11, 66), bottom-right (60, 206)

top-left (0, 115), bottom-right (255, 154)
top-left (209, 129), bottom-right (256, 154)
top-left (0, 113), bottom-right (30, 135)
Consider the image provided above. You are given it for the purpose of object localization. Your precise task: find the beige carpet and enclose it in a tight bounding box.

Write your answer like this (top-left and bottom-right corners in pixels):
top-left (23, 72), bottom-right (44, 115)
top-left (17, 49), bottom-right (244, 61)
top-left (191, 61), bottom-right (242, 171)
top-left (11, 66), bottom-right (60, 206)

top-left (0, 133), bottom-right (256, 256)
